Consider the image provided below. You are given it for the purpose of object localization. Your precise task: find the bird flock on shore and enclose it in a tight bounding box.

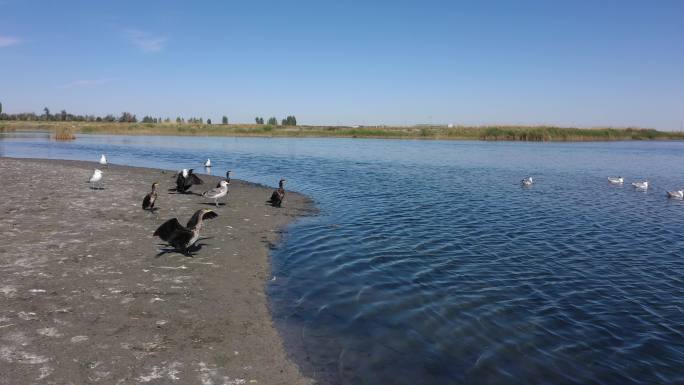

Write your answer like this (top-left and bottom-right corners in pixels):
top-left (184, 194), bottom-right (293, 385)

top-left (89, 154), bottom-right (287, 256)
top-left (86, 153), bottom-right (681, 254)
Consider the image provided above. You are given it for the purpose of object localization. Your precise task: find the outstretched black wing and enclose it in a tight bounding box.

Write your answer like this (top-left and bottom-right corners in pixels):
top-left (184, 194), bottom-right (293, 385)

top-left (186, 209), bottom-right (218, 229)
top-left (187, 172), bottom-right (204, 186)
top-left (154, 218), bottom-right (185, 241)
top-left (203, 210), bottom-right (219, 220)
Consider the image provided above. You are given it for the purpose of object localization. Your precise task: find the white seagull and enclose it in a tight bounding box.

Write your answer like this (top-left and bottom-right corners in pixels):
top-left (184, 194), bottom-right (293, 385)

top-left (631, 181), bottom-right (648, 190)
top-left (607, 176), bottom-right (624, 184)
top-left (202, 180), bottom-right (229, 207)
top-left (204, 158), bottom-right (212, 167)
top-left (667, 190), bottom-right (684, 199)
top-left (521, 176), bottom-right (534, 186)
top-left (99, 154), bottom-right (107, 166)
top-left (89, 169), bottom-right (103, 189)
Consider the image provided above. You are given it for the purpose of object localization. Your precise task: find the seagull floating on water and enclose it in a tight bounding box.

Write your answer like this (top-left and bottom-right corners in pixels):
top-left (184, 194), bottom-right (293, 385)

top-left (203, 180), bottom-right (229, 207)
top-left (667, 190), bottom-right (683, 199)
top-left (632, 181), bottom-right (648, 190)
top-left (521, 177), bottom-right (534, 186)
top-left (89, 169), bottom-right (103, 189)
top-left (142, 182), bottom-right (159, 210)
top-left (99, 154), bottom-right (107, 166)
top-left (204, 158), bottom-right (211, 167)
top-left (153, 209), bottom-right (218, 256)
top-left (269, 179), bottom-right (286, 207)
top-left (608, 176), bottom-right (624, 184)
top-left (175, 169), bottom-right (204, 193)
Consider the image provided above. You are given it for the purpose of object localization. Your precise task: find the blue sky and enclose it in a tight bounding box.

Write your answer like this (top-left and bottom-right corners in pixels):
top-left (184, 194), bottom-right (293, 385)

top-left (1, 0), bottom-right (682, 129)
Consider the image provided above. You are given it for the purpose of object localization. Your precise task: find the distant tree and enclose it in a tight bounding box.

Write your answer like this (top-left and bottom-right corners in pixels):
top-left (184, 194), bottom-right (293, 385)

top-left (255, 117), bottom-right (260, 124)
top-left (176, 117), bottom-right (182, 123)
top-left (142, 116), bottom-right (154, 123)
top-left (119, 112), bottom-right (136, 123)
top-left (60, 110), bottom-right (67, 121)
top-left (281, 115), bottom-right (297, 126)
top-left (267, 117), bottom-right (278, 125)
top-left (96, 116), bottom-right (102, 122)
top-left (0, 102), bottom-right (2, 115)
top-left (223, 116), bottom-right (229, 124)
top-left (207, 119), bottom-right (212, 125)
top-left (43, 107), bottom-right (50, 120)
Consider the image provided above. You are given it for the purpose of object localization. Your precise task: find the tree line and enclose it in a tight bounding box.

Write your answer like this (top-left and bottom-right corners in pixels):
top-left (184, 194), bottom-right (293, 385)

top-left (254, 115), bottom-right (297, 126)
top-left (0, 103), bottom-right (298, 126)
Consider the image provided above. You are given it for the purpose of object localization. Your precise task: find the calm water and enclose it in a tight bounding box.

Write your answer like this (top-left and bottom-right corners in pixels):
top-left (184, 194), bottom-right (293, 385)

top-left (2, 132), bottom-right (684, 384)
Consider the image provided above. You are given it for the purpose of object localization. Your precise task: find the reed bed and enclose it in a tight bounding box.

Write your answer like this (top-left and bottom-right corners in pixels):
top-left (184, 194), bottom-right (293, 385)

top-left (6, 121), bottom-right (684, 141)
top-left (53, 125), bottom-right (76, 140)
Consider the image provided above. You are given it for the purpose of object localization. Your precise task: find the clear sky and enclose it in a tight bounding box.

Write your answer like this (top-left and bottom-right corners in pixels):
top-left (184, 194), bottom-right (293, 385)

top-left (1, 0), bottom-right (682, 129)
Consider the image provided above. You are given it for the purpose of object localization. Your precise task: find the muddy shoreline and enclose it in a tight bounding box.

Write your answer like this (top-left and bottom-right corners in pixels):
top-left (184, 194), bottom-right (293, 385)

top-left (0, 157), bottom-right (315, 385)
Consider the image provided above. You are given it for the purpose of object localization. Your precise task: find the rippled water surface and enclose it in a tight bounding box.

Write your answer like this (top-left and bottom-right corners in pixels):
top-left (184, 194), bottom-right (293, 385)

top-left (2, 132), bottom-right (684, 384)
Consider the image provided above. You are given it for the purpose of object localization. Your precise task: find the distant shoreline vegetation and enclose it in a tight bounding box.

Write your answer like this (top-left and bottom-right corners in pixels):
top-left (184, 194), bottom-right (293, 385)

top-left (3, 120), bottom-right (683, 141)
top-left (0, 104), bottom-right (682, 141)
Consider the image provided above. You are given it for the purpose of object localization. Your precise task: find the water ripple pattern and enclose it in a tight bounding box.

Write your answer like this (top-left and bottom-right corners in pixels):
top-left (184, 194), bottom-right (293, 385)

top-left (2, 133), bottom-right (684, 384)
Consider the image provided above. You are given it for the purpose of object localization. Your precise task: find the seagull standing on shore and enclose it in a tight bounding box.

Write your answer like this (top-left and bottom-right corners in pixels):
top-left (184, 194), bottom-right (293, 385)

top-left (521, 177), bottom-right (534, 186)
top-left (204, 158), bottom-right (211, 167)
top-left (667, 190), bottom-right (683, 199)
top-left (203, 180), bottom-right (229, 207)
top-left (142, 182), bottom-right (159, 210)
top-left (608, 176), bottom-right (624, 184)
top-left (89, 169), bottom-right (103, 189)
top-left (632, 181), bottom-right (649, 190)
top-left (175, 169), bottom-right (204, 193)
top-left (153, 209), bottom-right (218, 256)
top-left (99, 154), bottom-right (107, 166)
top-left (217, 170), bottom-right (231, 188)
top-left (269, 179), bottom-right (286, 207)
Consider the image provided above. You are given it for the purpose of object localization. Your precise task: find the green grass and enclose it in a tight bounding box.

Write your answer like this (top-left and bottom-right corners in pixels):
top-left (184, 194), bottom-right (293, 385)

top-left (4, 121), bottom-right (684, 141)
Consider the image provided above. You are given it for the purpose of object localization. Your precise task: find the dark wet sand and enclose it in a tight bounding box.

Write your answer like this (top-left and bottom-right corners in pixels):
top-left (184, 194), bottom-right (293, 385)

top-left (0, 157), bottom-right (315, 385)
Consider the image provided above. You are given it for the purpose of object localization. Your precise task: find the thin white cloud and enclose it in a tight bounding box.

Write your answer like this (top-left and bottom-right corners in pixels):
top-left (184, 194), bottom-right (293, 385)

top-left (0, 36), bottom-right (21, 47)
top-left (57, 78), bottom-right (113, 89)
top-left (124, 29), bottom-right (167, 53)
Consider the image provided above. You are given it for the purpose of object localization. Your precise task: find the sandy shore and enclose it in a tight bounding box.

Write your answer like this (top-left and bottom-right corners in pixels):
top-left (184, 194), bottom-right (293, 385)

top-left (0, 157), bottom-right (315, 385)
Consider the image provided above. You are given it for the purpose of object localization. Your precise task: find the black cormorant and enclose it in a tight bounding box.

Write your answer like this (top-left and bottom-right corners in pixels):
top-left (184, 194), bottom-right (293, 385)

top-left (268, 179), bottom-right (286, 207)
top-left (175, 168), bottom-right (204, 193)
top-left (142, 182), bottom-right (159, 210)
top-left (153, 208), bottom-right (218, 256)
top-left (216, 170), bottom-right (231, 188)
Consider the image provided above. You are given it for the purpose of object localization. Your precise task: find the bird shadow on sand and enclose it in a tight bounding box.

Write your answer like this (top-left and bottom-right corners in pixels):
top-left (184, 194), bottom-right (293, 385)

top-left (154, 237), bottom-right (213, 258)
top-left (167, 189), bottom-right (202, 196)
top-left (89, 186), bottom-right (106, 190)
top-left (197, 202), bottom-right (227, 207)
